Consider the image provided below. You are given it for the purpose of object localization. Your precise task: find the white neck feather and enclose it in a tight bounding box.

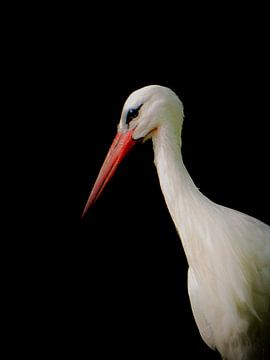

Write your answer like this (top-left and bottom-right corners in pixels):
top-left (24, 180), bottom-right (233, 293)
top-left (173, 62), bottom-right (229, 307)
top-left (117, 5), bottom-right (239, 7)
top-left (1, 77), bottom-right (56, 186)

top-left (152, 124), bottom-right (213, 267)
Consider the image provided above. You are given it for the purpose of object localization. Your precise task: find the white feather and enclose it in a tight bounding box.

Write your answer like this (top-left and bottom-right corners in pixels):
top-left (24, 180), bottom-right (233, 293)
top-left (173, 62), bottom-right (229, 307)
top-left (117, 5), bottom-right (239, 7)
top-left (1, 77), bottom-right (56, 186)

top-left (122, 85), bottom-right (270, 359)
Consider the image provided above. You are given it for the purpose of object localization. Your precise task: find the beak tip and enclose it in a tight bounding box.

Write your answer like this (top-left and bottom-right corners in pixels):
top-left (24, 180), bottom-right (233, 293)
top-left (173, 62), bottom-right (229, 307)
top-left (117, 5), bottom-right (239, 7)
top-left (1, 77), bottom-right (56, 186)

top-left (81, 196), bottom-right (96, 220)
top-left (81, 205), bottom-right (89, 220)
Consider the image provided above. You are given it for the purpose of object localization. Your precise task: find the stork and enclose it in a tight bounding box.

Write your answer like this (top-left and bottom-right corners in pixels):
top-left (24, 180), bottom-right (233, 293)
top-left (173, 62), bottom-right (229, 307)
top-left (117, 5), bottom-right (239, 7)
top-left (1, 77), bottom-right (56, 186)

top-left (82, 85), bottom-right (270, 359)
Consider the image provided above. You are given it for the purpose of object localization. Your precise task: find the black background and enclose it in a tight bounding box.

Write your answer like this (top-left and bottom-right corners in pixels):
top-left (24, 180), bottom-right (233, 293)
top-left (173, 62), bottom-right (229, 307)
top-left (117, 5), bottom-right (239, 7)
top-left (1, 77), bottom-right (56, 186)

top-left (13, 4), bottom-right (269, 359)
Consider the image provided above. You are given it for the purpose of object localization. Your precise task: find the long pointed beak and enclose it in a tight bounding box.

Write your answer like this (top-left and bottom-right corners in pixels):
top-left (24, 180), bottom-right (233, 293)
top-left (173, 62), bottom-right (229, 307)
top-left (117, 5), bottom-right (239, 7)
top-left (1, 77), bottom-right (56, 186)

top-left (82, 129), bottom-right (136, 218)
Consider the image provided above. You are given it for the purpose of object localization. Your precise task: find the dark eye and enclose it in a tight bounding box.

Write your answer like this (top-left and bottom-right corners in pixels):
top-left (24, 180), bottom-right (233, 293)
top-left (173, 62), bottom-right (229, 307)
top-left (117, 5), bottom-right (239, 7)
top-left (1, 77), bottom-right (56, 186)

top-left (126, 104), bottom-right (142, 124)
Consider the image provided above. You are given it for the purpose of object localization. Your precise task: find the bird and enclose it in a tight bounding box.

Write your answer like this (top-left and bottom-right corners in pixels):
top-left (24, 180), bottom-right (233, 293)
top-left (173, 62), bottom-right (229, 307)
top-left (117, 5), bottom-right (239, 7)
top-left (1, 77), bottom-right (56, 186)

top-left (82, 85), bottom-right (270, 359)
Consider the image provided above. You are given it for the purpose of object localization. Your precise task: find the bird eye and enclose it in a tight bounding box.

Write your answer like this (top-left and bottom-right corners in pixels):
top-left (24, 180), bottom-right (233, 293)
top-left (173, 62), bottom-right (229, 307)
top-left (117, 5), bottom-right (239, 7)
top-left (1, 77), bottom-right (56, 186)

top-left (126, 104), bottom-right (142, 124)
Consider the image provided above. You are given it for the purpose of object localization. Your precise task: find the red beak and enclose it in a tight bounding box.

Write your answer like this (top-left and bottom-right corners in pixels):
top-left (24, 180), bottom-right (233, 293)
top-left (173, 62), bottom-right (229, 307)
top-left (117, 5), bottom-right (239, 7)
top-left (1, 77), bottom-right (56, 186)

top-left (82, 129), bottom-right (136, 218)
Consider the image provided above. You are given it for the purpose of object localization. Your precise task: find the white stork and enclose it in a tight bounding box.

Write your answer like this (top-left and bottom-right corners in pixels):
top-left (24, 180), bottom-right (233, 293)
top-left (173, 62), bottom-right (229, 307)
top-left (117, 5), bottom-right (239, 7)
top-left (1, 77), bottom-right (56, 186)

top-left (82, 85), bottom-right (270, 359)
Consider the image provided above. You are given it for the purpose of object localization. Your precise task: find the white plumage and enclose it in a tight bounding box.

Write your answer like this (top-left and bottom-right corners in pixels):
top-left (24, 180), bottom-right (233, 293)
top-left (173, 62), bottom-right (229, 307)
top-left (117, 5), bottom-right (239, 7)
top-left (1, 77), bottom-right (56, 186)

top-left (83, 85), bottom-right (270, 359)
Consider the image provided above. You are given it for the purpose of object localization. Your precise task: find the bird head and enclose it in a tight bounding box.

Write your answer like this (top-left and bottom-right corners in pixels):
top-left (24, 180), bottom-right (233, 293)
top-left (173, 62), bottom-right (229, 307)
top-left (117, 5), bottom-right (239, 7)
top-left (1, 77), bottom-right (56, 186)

top-left (82, 85), bottom-right (184, 218)
top-left (119, 85), bottom-right (184, 141)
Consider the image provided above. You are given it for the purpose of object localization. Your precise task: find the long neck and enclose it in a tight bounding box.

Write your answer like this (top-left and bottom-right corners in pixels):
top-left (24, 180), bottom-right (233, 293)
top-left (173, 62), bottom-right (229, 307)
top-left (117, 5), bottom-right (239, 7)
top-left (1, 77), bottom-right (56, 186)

top-left (152, 124), bottom-right (212, 265)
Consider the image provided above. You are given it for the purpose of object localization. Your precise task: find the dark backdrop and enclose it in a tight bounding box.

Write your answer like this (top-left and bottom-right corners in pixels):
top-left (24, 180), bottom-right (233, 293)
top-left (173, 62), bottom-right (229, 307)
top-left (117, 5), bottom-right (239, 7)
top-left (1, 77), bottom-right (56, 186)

top-left (18, 6), bottom-right (270, 359)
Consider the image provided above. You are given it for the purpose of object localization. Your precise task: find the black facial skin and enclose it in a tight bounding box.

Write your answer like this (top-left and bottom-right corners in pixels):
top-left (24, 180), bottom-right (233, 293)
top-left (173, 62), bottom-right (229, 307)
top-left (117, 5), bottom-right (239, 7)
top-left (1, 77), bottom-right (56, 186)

top-left (126, 104), bottom-right (143, 125)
